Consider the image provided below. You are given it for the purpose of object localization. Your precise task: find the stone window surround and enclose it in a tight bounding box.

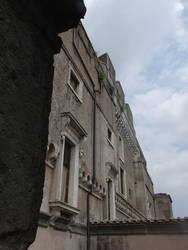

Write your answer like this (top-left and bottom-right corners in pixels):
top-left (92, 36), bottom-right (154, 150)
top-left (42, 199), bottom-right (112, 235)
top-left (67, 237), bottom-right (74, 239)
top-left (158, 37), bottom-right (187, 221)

top-left (118, 135), bottom-right (124, 162)
top-left (118, 161), bottom-right (127, 199)
top-left (67, 64), bottom-right (83, 103)
top-left (106, 177), bottom-right (116, 220)
top-left (50, 112), bottom-right (87, 216)
top-left (107, 127), bottom-right (115, 149)
top-left (105, 162), bottom-right (118, 220)
top-left (119, 167), bottom-right (125, 195)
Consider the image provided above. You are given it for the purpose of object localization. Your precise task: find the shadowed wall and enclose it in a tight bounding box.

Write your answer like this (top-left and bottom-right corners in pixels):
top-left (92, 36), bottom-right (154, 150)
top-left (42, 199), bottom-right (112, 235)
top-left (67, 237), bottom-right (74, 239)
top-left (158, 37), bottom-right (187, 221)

top-left (0, 1), bottom-right (86, 249)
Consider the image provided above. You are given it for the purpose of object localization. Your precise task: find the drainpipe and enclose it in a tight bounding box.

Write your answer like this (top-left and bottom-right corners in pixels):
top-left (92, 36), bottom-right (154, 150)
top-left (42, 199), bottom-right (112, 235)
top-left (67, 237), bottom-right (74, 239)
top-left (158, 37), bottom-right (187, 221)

top-left (153, 195), bottom-right (157, 219)
top-left (87, 190), bottom-right (91, 250)
top-left (87, 85), bottom-right (101, 250)
top-left (92, 89), bottom-right (97, 185)
top-left (92, 86), bottom-right (102, 184)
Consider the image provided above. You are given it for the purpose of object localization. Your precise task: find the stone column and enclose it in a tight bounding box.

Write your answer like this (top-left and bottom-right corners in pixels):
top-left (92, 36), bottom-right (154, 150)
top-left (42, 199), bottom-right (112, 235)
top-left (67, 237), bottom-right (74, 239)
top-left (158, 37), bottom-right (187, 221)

top-left (0, 1), bottom-right (86, 249)
top-left (55, 135), bottom-right (66, 201)
top-left (69, 144), bottom-right (80, 207)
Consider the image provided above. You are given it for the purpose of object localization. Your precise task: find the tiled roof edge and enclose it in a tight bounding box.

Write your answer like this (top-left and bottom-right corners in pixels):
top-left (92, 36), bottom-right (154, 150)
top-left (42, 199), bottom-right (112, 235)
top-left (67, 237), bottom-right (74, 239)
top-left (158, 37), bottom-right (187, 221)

top-left (90, 217), bottom-right (188, 225)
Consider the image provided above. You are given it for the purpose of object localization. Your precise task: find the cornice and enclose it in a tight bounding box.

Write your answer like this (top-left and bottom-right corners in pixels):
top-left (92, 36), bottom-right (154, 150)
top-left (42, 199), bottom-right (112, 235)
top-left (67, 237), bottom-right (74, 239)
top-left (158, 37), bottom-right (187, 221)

top-left (116, 110), bottom-right (140, 157)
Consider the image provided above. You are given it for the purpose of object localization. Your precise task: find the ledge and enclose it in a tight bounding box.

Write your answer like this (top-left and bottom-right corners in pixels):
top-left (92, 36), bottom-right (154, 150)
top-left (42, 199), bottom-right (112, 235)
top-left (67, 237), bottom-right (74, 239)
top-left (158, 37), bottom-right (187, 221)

top-left (38, 211), bottom-right (51, 228)
top-left (49, 200), bottom-right (80, 216)
top-left (115, 192), bottom-right (145, 220)
top-left (90, 218), bottom-right (188, 235)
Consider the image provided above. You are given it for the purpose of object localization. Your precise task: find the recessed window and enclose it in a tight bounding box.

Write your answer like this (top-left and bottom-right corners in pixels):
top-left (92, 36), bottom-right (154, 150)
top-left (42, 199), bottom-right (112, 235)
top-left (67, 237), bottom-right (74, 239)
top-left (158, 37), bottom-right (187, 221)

top-left (129, 188), bottom-right (132, 199)
top-left (120, 168), bottom-right (124, 195)
top-left (70, 71), bottom-right (79, 93)
top-left (119, 136), bottom-right (124, 161)
top-left (105, 178), bottom-right (116, 220)
top-left (68, 67), bottom-right (83, 102)
top-left (107, 128), bottom-right (112, 142)
top-left (62, 139), bottom-right (73, 203)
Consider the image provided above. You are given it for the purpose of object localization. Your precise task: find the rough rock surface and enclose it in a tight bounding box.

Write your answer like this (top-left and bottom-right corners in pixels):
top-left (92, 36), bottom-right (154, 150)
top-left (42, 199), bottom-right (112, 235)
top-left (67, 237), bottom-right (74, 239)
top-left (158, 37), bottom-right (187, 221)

top-left (0, 0), bottom-right (86, 249)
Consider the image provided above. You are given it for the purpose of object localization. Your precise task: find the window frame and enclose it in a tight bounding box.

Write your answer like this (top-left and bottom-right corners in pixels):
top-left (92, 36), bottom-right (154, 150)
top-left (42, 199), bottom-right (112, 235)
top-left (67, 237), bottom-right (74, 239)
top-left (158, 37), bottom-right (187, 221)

top-left (119, 135), bottom-right (124, 162)
top-left (118, 163), bottom-right (127, 198)
top-left (49, 112), bottom-right (87, 217)
top-left (120, 167), bottom-right (125, 195)
top-left (107, 127), bottom-right (114, 148)
top-left (67, 66), bottom-right (83, 103)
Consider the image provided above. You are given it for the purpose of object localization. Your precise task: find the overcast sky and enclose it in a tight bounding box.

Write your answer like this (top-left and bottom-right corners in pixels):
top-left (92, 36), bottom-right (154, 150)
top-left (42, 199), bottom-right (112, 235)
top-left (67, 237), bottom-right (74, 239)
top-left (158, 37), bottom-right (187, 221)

top-left (83, 0), bottom-right (188, 217)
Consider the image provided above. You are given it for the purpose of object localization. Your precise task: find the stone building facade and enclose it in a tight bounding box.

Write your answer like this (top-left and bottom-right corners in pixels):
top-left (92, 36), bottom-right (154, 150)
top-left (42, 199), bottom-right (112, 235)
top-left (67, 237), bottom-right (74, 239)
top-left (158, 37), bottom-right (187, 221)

top-left (30, 24), bottom-right (173, 250)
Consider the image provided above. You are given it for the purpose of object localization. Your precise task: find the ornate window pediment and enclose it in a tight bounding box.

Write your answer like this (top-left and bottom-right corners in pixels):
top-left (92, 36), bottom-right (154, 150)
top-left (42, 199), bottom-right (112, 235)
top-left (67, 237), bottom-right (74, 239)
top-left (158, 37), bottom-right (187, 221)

top-left (61, 112), bottom-right (87, 141)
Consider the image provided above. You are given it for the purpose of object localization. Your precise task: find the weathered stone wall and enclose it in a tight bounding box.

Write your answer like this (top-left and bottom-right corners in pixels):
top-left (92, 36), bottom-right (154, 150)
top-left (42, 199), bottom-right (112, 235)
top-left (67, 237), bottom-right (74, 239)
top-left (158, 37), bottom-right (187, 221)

top-left (29, 226), bottom-right (87, 250)
top-left (154, 193), bottom-right (173, 219)
top-left (39, 25), bottom-right (117, 222)
top-left (90, 219), bottom-right (188, 250)
top-left (133, 154), bottom-right (155, 219)
top-left (91, 234), bottom-right (188, 250)
top-left (29, 23), bottom-right (175, 250)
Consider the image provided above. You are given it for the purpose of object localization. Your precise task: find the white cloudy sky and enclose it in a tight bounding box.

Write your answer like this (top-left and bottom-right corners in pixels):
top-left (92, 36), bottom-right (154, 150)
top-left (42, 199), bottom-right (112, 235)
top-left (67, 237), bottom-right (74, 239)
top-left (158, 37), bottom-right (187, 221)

top-left (83, 0), bottom-right (188, 217)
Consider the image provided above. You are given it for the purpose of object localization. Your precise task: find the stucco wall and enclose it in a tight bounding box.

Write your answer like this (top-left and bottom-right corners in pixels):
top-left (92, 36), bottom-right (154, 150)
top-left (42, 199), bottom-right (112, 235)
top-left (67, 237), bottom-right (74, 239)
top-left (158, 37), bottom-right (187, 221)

top-left (29, 227), bottom-right (86, 250)
top-left (91, 234), bottom-right (188, 250)
top-left (90, 220), bottom-right (188, 250)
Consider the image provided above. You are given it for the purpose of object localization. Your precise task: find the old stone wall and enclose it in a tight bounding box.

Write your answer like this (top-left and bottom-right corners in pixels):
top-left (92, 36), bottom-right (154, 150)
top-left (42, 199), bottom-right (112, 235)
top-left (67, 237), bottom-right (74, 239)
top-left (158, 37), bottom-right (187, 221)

top-left (91, 234), bottom-right (188, 250)
top-left (29, 226), bottom-right (87, 250)
top-left (154, 193), bottom-right (173, 219)
top-left (29, 23), bottom-right (175, 250)
top-left (90, 219), bottom-right (188, 250)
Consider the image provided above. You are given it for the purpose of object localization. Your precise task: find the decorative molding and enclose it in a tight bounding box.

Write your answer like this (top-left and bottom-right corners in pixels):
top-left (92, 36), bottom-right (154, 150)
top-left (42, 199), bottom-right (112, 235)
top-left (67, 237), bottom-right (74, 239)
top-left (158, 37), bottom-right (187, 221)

top-left (45, 143), bottom-right (59, 169)
top-left (38, 211), bottom-right (51, 228)
top-left (105, 162), bottom-right (118, 178)
top-left (90, 219), bottom-right (188, 236)
top-left (79, 168), bottom-right (106, 198)
top-left (49, 200), bottom-right (80, 218)
top-left (70, 222), bottom-right (87, 236)
top-left (61, 112), bottom-right (87, 140)
top-left (116, 110), bottom-right (140, 157)
top-left (49, 215), bottom-right (72, 231)
top-left (115, 193), bottom-right (145, 220)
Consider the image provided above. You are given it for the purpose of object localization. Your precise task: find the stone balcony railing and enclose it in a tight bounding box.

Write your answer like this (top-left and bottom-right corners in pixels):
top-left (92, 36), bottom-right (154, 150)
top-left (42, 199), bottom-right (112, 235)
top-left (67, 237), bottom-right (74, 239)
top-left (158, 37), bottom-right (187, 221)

top-left (115, 192), bottom-right (145, 220)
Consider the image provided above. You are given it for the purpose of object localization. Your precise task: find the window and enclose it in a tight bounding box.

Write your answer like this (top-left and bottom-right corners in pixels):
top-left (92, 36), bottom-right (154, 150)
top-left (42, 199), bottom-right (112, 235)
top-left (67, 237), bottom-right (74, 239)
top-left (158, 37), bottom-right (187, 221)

top-left (104, 162), bottom-right (118, 220)
top-left (49, 112), bottom-right (87, 217)
top-left (119, 136), bottom-right (124, 161)
top-left (61, 139), bottom-right (72, 203)
top-left (108, 128), bottom-right (112, 142)
top-left (120, 168), bottom-right (124, 195)
top-left (49, 134), bottom-right (80, 217)
top-left (107, 128), bottom-right (114, 148)
top-left (129, 188), bottom-right (132, 199)
top-left (70, 71), bottom-right (79, 92)
top-left (68, 67), bottom-right (83, 102)
top-left (107, 179), bottom-right (112, 220)
top-left (119, 164), bottom-right (127, 197)
top-left (105, 178), bottom-right (116, 220)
